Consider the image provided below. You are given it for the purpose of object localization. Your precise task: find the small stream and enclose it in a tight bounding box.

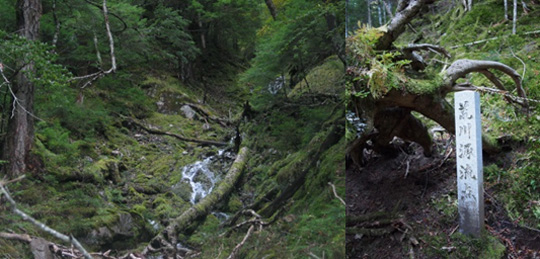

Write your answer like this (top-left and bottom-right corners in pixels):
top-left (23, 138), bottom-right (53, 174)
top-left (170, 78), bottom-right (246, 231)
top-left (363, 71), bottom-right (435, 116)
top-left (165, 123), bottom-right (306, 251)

top-left (172, 149), bottom-right (236, 204)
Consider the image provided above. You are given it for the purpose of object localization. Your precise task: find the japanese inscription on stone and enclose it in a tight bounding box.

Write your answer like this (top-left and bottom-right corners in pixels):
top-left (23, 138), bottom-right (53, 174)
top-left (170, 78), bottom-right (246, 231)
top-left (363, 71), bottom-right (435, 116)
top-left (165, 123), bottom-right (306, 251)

top-left (455, 91), bottom-right (484, 237)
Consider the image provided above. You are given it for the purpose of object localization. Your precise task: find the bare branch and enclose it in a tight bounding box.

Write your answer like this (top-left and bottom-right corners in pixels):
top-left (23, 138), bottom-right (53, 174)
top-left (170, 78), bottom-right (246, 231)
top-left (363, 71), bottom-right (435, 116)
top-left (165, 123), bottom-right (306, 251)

top-left (383, 0), bottom-right (394, 19)
top-left (510, 48), bottom-right (526, 85)
top-left (375, 0), bottom-right (431, 50)
top-left (227, 225), bottom-right (254, 259)
top-left (0, 64), bottom-right (45, 122)
top-left (328, 182), bottom-right (346, 206)
top-left (402, 43), bottom-right (451, 58)
top-left (0, 178), bottom-right (93, 259)
top-left (0, 232), bottom-right (32, 242)
top-left (102, 0), bottom-right (116, 73)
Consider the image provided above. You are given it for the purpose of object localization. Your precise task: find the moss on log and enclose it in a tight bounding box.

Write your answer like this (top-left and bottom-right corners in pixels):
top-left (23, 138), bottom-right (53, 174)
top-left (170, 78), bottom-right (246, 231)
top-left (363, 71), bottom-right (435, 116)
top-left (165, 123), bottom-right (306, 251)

top-left (258, 118), bottom-right (343, 217)
top-left (147, 147), bottom-right (249, 251)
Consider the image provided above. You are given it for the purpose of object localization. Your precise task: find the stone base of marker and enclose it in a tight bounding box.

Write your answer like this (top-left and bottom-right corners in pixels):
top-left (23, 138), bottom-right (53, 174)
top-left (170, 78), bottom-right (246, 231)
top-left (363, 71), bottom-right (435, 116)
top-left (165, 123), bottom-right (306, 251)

top-left (454, 91), bottom-right (485, 237)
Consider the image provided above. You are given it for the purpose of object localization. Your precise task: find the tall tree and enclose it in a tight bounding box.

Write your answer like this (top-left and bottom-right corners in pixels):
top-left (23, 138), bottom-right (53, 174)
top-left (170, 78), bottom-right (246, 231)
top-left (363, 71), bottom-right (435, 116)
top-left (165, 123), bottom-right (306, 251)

top-left (367, 0), bottom-right (372, 26)
top-left (504, 0), bottom-right (509, 20)
top-left (264, 0), bottom-right (278, 20)
top-left (3, 0), bottom-right (42, 177)
top-left (513, 0), bottom-right (517, 34)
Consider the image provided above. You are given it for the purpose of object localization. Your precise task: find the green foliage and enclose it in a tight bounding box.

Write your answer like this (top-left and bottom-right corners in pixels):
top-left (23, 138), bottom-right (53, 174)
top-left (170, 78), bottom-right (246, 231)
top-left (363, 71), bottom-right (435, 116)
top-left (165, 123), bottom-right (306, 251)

top-left (145, 4), bottom-right (200, 70)
top-left (0, 0), bottom-right (15, 31)
top-left (346, 24), bottom-right (385, 66)
top-left (241, 0), bottom-right (343, 104)
top-left (0, 30), bottom-right (71, 88)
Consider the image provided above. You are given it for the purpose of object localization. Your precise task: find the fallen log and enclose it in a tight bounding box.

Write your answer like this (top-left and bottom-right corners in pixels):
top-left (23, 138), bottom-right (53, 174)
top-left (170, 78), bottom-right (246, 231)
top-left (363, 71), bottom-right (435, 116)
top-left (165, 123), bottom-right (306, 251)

top-left (144, 147), bottom-right (249, 255)
top-left (258, 117), bottom-right (343, 217)
top-left (183, 103), bottom-right (230, 127)
top-left (127, 117), bottom-right (228, 147)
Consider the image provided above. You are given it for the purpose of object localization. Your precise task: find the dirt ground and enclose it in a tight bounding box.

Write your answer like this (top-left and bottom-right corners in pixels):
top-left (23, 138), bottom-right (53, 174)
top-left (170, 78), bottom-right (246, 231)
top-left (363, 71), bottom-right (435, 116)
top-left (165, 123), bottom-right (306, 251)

top-left (346, 139), bottom-right (540, 258)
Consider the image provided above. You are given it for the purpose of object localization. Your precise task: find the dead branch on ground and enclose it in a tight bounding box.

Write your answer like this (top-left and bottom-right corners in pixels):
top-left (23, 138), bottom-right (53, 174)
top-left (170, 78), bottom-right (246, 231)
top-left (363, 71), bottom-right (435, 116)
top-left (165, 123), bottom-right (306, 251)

top-left (0, 176), bottom-right (93, 259)
top-left (328, 182), bottom-right (346, 206)
top-left (126, 117), bottom-right (228, 146)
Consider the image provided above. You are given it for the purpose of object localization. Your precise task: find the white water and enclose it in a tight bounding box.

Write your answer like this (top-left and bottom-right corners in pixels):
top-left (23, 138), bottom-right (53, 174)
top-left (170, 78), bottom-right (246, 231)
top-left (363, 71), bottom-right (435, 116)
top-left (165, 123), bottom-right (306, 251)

top-left (268, 75), bottom-right (285, 95)
top-left (177, 150), bottom-right (225, 204)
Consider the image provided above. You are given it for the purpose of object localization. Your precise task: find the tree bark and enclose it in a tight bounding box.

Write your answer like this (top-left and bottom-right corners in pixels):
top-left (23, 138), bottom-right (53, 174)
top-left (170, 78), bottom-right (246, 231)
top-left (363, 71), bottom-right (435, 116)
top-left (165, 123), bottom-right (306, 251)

top-left (3, 0), bottom-right (42, 177)
top-left (512, 0), bottom-right (517, 34)
top-left (145, 147), bottom-right (249, 253)
top-left (367, 0), bottom-right (372, 27)
top-left (504, 0), bottom-right (508, 20)
top-left (375, 0), bottom-right (431, 50)
top-left (377, 1), bottom-right (383, 26)
top-left (264, 0), bottom-right (278, 20)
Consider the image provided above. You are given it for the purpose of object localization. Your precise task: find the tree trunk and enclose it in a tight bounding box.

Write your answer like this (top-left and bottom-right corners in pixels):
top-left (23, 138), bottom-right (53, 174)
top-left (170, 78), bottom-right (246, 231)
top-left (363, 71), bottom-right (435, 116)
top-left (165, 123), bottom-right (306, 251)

top-left (381, 0), bottom-right (387, 23)
top-left (146, 147), bottom-right (249, 252)
top-left (367, 0), bottom-right (372, 27)
top-left (264, 0), bottom-right (278, 20)
top-left (3, 0), bottom-right (42, 177)
top-left (377, 1), bottom-right (382, 26)
top-left (512, 0), bottom-right (517, 34)
top-left (258, 118), bottom-right (342, 217)
top-left (504, 0), bottom-right (508, 20)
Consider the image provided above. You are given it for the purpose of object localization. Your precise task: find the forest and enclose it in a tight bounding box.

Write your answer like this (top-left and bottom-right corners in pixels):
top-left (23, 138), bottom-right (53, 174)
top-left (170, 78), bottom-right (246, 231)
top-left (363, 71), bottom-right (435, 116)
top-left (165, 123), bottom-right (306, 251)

top-left (2, 0), bottom-right (540, 258)
top-left (0, 0), bottom-right (345, 258)
top-left (346, 0), bottom-right (540, 257)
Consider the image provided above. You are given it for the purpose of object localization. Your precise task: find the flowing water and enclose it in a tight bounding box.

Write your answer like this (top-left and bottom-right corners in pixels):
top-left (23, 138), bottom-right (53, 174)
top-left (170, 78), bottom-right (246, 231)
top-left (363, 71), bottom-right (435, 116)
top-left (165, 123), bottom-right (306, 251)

top-left (180, 150), bottom-right (224, 204)
top-left (173, 149), bottom-right (236, 204)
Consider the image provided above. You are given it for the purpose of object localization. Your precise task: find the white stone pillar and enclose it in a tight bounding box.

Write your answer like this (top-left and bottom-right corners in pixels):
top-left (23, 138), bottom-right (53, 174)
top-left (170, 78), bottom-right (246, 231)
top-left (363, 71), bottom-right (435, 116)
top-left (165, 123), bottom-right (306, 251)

top-left (454, 90), bottom-right (484, 237)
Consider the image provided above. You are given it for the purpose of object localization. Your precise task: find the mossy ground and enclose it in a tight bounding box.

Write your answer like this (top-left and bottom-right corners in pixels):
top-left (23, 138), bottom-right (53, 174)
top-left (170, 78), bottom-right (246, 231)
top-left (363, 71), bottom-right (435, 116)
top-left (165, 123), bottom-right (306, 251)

top-left (0, 52), bottom-right (345, 257)
top-left (176, 57), bottom-right (345, 258)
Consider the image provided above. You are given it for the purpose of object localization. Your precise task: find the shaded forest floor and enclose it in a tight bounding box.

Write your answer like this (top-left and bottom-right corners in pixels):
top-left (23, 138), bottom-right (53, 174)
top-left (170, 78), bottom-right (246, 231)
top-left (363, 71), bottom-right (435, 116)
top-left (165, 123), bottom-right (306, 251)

top-left (346, 137), bottom-right (540, 258)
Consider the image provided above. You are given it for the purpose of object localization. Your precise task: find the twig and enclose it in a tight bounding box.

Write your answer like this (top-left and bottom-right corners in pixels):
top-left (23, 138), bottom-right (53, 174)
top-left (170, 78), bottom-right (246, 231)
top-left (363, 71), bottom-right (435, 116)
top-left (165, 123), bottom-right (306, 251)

top-left (0, 67), bottom-right (45, 122)
top-left (227, 225), bottom-right (254, 259)
top-left (450, 29), bottom-right (540, 49)
top-left (509, 48), bottom-right (526, 85)
top-left (0, 178), bottom-right (93, 259)
top-left (403, 43), bottom-right (451, 58)
top-left (328, 182), bottom-right (346, 206)
top-left (449, 225), bottom-right (459, 235)
top-left (404, 159), bottom-right (411, 179)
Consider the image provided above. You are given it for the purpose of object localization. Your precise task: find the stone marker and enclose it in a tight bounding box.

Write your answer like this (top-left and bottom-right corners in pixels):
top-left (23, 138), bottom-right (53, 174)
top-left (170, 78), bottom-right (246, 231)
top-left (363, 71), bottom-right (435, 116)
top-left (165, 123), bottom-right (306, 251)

top-left (454, 91), bottom-right (484, 237)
